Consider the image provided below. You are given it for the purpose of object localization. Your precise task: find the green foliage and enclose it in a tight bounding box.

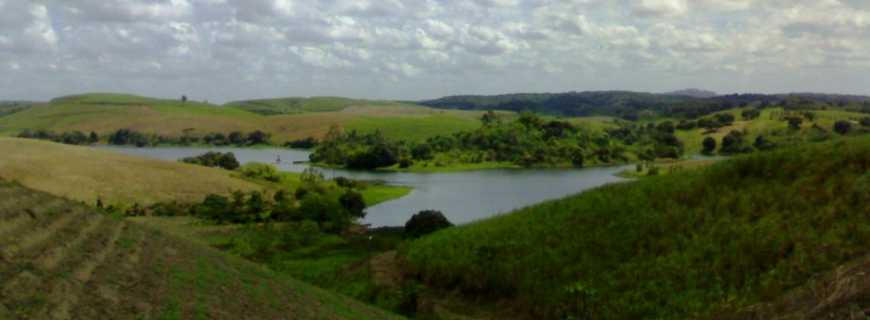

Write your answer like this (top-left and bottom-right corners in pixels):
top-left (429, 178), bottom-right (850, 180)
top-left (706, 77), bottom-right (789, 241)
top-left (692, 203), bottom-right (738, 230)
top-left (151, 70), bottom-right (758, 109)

top-left (17, 129), bottom-right (94, 145)
top-left (181, 152), bottom-right (240, 170)
top-left (312, 113), bottom-right (682, 170)
top-left (339, 190), bottom-right (366, 219)
top-left (240, 163), bottom-right (281, 182)
top-left (404, 210), bottom-right (453, 238)
top-left (405, 137), bottom-right (870, 319)
top-left (833, 120), bottom-right (852, 135)
top-left (720, 130), bottom-right (753, 154)
top-left (702, 137), bottom-right (717, 155)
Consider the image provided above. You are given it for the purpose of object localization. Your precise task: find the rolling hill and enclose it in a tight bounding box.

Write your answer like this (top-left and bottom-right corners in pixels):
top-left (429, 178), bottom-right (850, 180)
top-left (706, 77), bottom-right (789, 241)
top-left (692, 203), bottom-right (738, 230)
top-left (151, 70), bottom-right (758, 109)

top-left (0, 93), bottom-right (484, 143)
top-left (0, 181), bottom-right (401, 319)
top-left (0, 138), bottom-right (260, 205)
top-left (404, 136), bottom-right (870, 319)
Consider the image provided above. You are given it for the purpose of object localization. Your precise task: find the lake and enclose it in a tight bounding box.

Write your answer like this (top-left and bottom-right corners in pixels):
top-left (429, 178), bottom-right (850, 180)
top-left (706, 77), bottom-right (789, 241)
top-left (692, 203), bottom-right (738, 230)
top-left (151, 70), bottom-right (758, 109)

top-left (104, 146), bottom-right (628, 227)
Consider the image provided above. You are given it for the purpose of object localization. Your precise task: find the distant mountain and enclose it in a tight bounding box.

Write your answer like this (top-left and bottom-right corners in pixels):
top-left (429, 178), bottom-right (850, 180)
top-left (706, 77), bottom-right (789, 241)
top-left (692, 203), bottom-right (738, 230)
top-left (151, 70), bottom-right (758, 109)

top-left (0, 101), bottom-right (38, 117)
top-left (666, 89), bottom-right (717, 98)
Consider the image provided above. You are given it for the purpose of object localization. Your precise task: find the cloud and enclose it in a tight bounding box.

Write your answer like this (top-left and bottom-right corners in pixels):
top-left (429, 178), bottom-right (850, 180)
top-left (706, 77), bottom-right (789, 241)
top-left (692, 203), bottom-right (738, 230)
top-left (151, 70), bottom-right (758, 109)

top-left (0, 0), bottom-right (868, 101)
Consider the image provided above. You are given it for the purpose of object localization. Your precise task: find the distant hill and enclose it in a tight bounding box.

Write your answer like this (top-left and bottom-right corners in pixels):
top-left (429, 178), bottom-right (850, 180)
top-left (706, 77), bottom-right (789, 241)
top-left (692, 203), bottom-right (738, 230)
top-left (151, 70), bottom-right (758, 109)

top-left (0, 181), bottom-right (401, 319)
top-left (665, 88), bottom-right (717, 98)
top-left (420, 91), bottom-right (697, 118)
top-left (0, 101), bottom-right (37, 117)
top-left (420, 91), bottom-right (870, 119)
top-left (0, 93), bottom-right (484, 142)
top-left (225, 96), bottom-right (416, 115)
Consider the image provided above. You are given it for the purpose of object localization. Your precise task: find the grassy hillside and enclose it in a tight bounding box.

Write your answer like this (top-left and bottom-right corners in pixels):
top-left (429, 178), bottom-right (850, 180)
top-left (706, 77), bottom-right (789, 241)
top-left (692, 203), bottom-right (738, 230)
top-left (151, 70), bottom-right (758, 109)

top-left (0, 182), bottom-right (401, 319)
top-left (405, 137), bottom-right (870, 319)
top-left (0, 138), bottom-right (260, 205)
top-left (225, 96), bottom-right (415, 115)
top-left (0, 93), bottom-right (484, 143)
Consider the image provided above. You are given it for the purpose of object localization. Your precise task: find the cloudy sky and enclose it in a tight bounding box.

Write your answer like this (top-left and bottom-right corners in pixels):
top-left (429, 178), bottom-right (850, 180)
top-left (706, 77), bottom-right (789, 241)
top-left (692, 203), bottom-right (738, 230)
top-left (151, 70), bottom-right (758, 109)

top-left (2, 0), bottom-right (869, 103)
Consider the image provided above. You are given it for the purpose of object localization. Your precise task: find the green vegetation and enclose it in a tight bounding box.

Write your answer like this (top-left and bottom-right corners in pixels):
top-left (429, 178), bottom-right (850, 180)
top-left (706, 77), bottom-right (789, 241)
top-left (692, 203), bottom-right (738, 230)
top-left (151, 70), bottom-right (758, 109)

top-left (311, 112), bottom-right (684, 170)
top-left (405, 137), bottom-right (870, 319)
top-left (180, 151), bottom-right (241, 170)
top-left (226, 96), bottom-right (415, 115)
top-left (0, 181), bottom-right (401, 319)
top-left (0, 93), bottom-right (484, 144)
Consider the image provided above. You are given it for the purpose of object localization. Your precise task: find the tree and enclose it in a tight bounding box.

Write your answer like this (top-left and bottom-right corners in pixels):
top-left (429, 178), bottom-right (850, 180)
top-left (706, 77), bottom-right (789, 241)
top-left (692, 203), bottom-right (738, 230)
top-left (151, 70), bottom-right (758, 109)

top-left (481, 110), bottom-right (500, 126)
top-left (247, 130), bottom-right (271, 145)
top-left (404, 210), bottom-right (453, 238)
top-left (339, 190), bottom-right (366, 219)
top-left (571, 149), bottom-right (585, 168)
top-left (228, 131), bottom-right (245, 145)
top-left (720, 130), bottom-right (751, 154)
top-left (702, 137), bottom-right (717, 155)
top-left (88, 131), bottom-right (99, 144)
top-left (656, 121), bottom-right (675, 134)
top-left (181, 95), bottom-right (188, 103)
top-left (833, 120), bottom-right (852, 135)
top-left (861, 117), bottom-right (870, 127)
top-left (787, 117), bottom-right (803, 130)
top-left (754, 135), bottom-right (775, 151)
top-left (741, 109), bottom-right (761, 120)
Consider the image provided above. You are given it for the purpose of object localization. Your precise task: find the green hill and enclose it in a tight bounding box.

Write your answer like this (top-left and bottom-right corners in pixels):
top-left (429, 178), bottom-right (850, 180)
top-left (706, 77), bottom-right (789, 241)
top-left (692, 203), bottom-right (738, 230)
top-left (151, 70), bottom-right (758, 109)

top-left (404, 137), bottom-right (870, 319)
top-left (0, 93), bottom-right (484, 143)
top-left (225, 97), bottom-right (415, 115)
top-left (0, 181), bottom-right (401, 319)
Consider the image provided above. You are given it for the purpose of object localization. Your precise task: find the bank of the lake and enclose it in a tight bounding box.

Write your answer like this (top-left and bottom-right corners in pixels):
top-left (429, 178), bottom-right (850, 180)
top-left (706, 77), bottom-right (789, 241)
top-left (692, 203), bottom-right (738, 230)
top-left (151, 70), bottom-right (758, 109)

top-left (103, 146), bottom-right (629, 227)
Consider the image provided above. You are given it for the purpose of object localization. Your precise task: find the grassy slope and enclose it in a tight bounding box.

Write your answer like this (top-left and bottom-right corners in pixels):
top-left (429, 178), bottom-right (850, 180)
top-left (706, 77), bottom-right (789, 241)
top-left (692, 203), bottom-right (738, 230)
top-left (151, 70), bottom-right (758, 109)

top-left (225, 96), bottom-right (413, 115)
top-left (0, 138), bottom-right (260, 205)
top-left (676, 107), bottom-right (869, 154)
top-left (0, 93), bottom-right (483, 143)
top-left (405, 137), bottom-right (870, 319)
top-left (0, 182), bottom-right (401, 319)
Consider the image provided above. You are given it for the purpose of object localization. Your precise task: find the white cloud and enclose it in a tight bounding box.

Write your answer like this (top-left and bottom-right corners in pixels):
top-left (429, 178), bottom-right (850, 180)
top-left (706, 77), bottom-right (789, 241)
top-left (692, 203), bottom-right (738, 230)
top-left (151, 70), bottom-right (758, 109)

top-left (0, 0), bottom-right (868, 101)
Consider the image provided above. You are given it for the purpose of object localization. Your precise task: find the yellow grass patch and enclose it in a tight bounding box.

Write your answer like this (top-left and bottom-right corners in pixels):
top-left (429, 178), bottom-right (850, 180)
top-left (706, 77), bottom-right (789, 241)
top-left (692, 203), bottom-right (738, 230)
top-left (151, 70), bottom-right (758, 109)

top-left (0, 138), bottom-right (259, 205)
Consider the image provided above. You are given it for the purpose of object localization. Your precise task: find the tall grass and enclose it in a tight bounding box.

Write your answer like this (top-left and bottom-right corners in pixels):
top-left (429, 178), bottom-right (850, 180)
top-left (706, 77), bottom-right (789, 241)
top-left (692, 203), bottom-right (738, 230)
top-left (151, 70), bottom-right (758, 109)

top-left (405, 137), bottom-right (870, 319)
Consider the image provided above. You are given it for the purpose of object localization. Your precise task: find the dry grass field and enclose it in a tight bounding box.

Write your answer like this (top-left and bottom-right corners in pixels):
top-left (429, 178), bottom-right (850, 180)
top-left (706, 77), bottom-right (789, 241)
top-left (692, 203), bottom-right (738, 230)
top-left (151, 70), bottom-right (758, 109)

top-left (0, 138), bottom-right (260, 205)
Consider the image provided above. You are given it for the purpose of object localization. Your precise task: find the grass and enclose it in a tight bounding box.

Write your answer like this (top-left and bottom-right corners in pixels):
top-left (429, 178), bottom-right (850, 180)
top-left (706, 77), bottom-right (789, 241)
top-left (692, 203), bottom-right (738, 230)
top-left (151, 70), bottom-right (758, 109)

top-left (0, 93), bottom-right (486, 144)
top-left (225, 96), bottom-right (416, 115)
top-left (0, 182), bottom-right (402, 319)
top-left (404, 136), bottom-right (870, 319)
top-left (0, 138), bottom-right (260, 205)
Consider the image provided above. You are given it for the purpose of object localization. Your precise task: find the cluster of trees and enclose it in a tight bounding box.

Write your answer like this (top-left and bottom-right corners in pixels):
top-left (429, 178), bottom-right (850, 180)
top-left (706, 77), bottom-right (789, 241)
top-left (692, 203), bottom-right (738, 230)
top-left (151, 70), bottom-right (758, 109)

top-left (180, 152), bottom-right (241, 170)
top-left (285, 137), bottom-right (318, 149)
top-left (311, 112), bottom-right (685, 170)
top-left (105, 128), bottom-right (272, 147)
top-left (17, 129), bottom-right (99, 145)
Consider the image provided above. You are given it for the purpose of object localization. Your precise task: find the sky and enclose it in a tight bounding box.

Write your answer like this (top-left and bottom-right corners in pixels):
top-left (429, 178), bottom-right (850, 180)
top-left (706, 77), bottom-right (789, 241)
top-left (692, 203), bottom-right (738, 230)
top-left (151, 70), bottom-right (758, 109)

top-left (1, 0), bottom-right (869, 103)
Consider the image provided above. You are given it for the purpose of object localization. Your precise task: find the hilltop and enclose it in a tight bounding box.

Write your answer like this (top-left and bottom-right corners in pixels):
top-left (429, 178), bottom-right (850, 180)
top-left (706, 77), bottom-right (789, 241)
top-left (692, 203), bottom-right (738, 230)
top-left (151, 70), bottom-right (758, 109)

top-left (0, 93), bottom-right (484, 143)
top-left (0, 181), bottom-right (401, 319)
top-left (0, 138), bottom-right (260, 205)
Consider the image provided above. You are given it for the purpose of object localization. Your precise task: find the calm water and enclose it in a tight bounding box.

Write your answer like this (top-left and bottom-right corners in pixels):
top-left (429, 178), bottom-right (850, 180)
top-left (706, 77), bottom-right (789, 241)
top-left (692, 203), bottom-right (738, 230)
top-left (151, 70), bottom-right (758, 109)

top-left (104, 146), bottom-right (628, 227)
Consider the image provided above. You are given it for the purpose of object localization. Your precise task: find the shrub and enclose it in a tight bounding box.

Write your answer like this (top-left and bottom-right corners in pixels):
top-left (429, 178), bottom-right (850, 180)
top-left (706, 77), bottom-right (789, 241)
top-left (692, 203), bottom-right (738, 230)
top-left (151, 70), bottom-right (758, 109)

top-left (240, 163), bottom-right (281, 182)
top-left (404, 210), bottom-right (453, 238)
top-left (285, 137), bottom-right (318, 149)
top-left (861, 117), bottom-right (870, 127)
top-left (339, 190), bottom-right (366, 219)
top-left (702, 137), bottom-right (717, 155)
top-left (833, 120), bottom-right (852, 135)
top-left (181, 152), bottom-right (240, 170)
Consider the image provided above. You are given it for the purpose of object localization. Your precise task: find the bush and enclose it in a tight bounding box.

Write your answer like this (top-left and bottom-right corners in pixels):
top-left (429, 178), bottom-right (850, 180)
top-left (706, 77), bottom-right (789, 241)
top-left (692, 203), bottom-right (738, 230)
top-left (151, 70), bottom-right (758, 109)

top-left (861, 117), bottom-right (870, 127)
top-left (181, 152), bottom-right (240, 170)
top-left (240, 163), bottom-right (281, 182)
top-left (339, 190), bottom-right (366, 219)
top-left (286, 137), bottom-right (318, 149)
top-left (405, 210), bottom-right (453, 238)
top-left (833, 120), bottom-right (852, 135)
top-left (701, 137), bottom-right (717, 155)
top-left (299, 194), bottom-right (352, 233)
